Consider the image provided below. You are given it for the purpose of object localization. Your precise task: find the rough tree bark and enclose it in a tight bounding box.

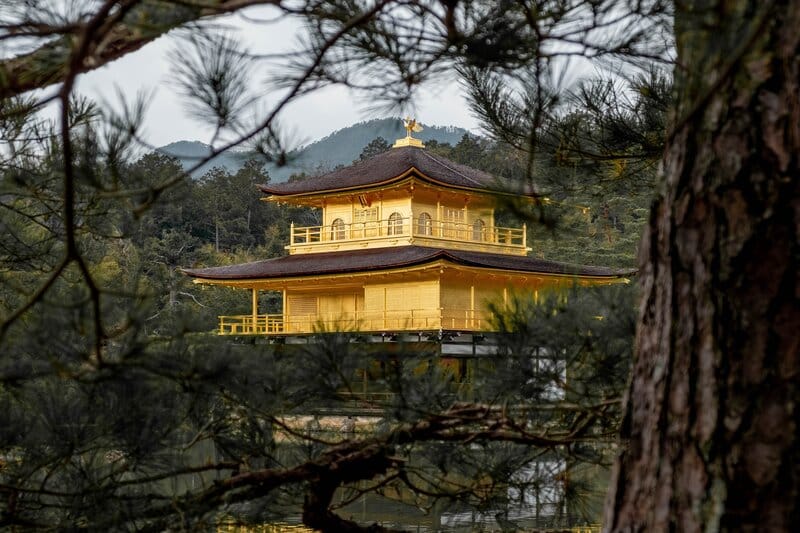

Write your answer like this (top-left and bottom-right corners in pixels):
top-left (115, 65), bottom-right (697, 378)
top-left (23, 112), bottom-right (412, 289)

top-left (604, 1), bottom-right (799, 531)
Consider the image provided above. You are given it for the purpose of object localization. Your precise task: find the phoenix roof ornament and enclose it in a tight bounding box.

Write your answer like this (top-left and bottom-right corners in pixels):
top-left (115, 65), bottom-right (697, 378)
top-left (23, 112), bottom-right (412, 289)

top-left (393, 116), bottom-right (425, 148)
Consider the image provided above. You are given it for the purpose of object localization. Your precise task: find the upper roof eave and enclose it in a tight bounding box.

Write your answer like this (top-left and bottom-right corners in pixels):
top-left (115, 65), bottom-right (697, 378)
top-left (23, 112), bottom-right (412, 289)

top-left (257, 146), bottom-right (537, 199)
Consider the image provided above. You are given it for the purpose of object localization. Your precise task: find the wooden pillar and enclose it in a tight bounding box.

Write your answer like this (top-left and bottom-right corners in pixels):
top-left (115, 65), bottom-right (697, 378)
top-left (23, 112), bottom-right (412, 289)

top-left (470, 284), bottom-right (475, 328)
top-left (382, 287), bottom-right (387, 329)
top-left (251, 288), bottom-right (258, 334)
top-left (281, 289), bottom-right (287, 333)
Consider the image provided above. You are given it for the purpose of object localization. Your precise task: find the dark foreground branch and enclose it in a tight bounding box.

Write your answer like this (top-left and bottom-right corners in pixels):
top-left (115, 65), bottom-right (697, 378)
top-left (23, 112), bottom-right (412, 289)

top-left (96, 403), bottom-right (603, 532)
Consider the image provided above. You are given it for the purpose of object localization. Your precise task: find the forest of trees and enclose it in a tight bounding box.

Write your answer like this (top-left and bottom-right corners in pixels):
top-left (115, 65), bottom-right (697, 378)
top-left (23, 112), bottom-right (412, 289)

top-left (1, 1), bottom-right (797, 532)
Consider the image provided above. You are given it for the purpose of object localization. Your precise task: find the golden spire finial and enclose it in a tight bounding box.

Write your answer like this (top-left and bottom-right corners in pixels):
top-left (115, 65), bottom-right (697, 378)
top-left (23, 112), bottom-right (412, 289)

top-left (393, 116), bottom-right (425, 148)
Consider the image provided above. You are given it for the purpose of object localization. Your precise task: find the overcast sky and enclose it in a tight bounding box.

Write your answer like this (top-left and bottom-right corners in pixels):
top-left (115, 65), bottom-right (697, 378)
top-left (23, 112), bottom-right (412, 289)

top-left (68, 6), bottom-right (480, 149)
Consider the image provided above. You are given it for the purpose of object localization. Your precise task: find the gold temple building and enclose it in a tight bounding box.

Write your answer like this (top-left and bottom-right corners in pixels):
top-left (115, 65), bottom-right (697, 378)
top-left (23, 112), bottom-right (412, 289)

top-left (182, 120), bottom-right (631, 340)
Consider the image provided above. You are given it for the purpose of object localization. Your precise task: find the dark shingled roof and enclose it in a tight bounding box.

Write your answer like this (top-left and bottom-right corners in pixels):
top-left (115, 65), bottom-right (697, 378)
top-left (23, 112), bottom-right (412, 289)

top-left (182, 246), bottom-right (634, 280)
top-left (259, 146), bottom-right (528, 196)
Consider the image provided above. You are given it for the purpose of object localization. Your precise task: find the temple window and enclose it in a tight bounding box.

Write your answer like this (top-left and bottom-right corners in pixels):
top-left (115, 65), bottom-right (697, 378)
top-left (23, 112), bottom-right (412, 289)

top-left (443, 207), bottom-right (465, 223)
top-left (417, 212), bottom-right (432, 235)
top-left (331, 218), bottom-right (345, 240)
top-left (387, 212), bottom-right (404, 236)
top-left (443, 207), bottom-right (464, 238)
top-left (472, 219), bottom-right (486, 242)
top-left (354, 207), bottom-right (378, 223)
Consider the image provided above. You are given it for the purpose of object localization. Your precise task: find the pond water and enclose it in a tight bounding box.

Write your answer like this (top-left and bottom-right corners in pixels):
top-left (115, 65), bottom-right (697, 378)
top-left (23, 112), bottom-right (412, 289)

top-left (183, 431), bottom-right (604, 532)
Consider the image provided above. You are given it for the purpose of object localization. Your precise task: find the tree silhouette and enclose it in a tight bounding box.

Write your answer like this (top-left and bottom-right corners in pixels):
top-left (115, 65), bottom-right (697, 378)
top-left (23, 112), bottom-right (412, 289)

top-left (358, 136), bottom-right (391, 161)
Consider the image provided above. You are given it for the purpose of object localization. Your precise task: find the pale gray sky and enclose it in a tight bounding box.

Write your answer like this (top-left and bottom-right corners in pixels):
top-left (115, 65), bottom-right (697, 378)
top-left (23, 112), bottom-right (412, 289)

top-left (73, 6), bottom-right (480, 149)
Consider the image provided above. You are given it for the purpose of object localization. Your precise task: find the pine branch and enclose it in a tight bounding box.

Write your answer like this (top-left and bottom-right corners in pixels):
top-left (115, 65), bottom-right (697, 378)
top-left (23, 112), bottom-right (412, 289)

top-left (0, 0), bottom-right (282, 99)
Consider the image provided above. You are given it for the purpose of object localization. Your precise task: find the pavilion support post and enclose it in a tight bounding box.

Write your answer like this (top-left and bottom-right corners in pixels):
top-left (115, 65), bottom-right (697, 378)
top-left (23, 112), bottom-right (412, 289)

top-left (470, 284), bottom-right (475, 329)
top-left (282, 289), bottom-right (287, 333)
top-left (251, 288), bottom-right (258, 334)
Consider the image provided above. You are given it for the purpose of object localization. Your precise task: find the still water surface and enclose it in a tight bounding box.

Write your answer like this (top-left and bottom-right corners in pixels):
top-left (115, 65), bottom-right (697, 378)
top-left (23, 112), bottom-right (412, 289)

top-left (181, 424), bottom-right (599, 532)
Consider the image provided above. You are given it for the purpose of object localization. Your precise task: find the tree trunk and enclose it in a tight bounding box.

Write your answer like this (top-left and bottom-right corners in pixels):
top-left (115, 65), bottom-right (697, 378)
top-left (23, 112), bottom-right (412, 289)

top-left (604, 1), bottom-right (800, 531)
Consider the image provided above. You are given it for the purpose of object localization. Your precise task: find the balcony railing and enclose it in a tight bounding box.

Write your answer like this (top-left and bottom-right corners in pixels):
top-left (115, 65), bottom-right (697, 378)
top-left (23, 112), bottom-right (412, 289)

top-left (218, 309), bottom-right (491, 335)
top-left (289, 217), bottom-right (526, 251)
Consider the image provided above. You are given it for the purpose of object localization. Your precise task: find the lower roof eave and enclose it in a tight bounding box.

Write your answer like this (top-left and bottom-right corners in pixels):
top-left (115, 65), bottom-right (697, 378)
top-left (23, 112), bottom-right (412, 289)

top-left (181, 245), bottom-right (635, 286)
top-left (186, 259), bottom-right (633, 289)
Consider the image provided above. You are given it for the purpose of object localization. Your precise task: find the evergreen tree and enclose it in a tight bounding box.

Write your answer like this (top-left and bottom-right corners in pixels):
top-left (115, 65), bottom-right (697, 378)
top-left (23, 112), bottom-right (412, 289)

top-left (358, 136), bottom-right (391, 160)
top-left (604, 2), bottom-right (800, 530)
top-left (2, 1), bottom-right (795, 531)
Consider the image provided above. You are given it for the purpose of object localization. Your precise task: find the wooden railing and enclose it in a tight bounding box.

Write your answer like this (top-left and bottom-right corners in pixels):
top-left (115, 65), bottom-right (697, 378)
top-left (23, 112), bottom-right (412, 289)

top-left (218, 314), bottom-right (284, 335)
top-left (289, 217), bottom-right (526, 249)
top-left (217, 309), bottom-right (491, 335)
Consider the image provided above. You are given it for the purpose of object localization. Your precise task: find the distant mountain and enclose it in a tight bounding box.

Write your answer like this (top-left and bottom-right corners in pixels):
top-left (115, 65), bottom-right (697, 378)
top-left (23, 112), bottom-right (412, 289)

top-left (156, 140), bottom-right (256, 178)
top-left (157, 118), bottom-right (471, 182)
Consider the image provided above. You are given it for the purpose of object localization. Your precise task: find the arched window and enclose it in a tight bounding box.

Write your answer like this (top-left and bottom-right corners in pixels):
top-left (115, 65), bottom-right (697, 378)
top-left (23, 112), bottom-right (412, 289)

top-left (330, 218), bottom-right (345, 240)
top-left (387, 212), bottom-right (404, 236)
top-left (417, 212), bottom-right (432, 235)
top-left (472, 219), bottom-right (486, 241)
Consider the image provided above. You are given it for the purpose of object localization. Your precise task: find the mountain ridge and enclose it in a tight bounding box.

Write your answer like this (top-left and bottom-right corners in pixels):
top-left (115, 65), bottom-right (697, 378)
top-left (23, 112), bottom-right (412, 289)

top-left (158, 118), bottom-right (472, 181)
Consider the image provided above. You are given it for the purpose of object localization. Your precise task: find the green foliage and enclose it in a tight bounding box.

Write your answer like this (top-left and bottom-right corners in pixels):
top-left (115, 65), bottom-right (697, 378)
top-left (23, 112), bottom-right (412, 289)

top-left (419, 128), bottom-right (658, 268)
top-left (0, 97), bottom-right (647, 531)
top-left (358, 136), bottom-right (391, 161)
top-left (0, 2), bottom-right (673, 530)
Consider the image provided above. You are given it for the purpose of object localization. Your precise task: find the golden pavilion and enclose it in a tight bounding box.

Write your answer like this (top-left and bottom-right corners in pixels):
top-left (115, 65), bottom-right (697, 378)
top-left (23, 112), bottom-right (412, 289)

top-left (182, 120), bottom-right (631, 338)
